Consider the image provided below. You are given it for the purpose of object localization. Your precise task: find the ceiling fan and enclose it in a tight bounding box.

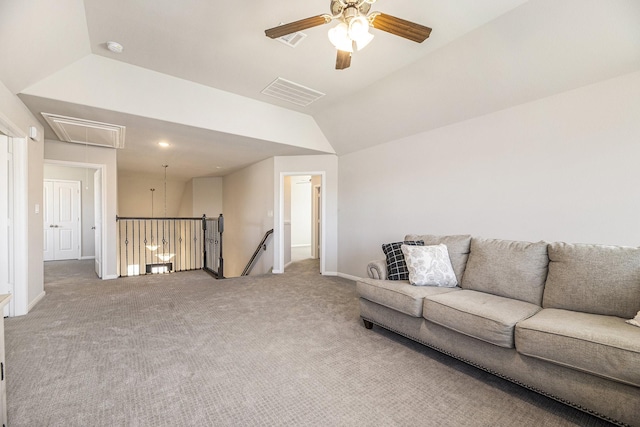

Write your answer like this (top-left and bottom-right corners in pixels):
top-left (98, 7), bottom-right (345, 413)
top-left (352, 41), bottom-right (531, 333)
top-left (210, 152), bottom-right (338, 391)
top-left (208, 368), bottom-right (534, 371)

top-left (265, 0), bottom-right (432, 70)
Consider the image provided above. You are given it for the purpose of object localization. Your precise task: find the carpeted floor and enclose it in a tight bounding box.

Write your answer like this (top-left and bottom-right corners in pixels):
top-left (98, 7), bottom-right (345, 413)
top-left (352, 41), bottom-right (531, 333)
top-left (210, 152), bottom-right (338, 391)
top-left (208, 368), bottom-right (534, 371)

top-left (4, 259), bottom-right (614, 426)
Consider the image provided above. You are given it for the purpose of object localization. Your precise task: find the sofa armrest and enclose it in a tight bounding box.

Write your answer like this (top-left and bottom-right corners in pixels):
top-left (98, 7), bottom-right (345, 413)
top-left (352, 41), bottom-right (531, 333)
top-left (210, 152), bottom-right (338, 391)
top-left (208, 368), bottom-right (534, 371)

top-left (367, 259), bottom-right (387, 280)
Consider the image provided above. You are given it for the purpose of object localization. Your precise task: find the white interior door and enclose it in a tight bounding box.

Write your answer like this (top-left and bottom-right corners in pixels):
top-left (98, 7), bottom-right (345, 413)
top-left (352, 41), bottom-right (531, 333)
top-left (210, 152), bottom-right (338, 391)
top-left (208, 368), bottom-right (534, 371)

top-left (93, 170), bottom-right (102, 278)
top-left (44, 180), bottom-right (80, 261)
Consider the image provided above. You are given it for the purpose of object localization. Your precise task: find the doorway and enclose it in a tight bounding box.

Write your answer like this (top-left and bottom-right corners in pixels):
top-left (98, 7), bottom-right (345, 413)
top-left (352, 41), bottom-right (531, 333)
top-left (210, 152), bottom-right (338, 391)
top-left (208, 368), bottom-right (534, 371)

top-left (283, 173), bottom-right (323, 271)
top-left (290, 175), bottom-right (312, 262)
top-left (43, 161), bottom-right (105, 279)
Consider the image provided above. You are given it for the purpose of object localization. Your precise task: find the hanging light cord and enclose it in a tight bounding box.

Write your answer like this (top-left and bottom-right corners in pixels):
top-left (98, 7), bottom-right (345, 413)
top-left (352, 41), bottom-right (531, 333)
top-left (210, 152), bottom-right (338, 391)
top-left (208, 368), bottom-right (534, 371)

top-left (162, 165), bottom-right (168, 217)
top-left (150, 188), bottom-right (155, 217)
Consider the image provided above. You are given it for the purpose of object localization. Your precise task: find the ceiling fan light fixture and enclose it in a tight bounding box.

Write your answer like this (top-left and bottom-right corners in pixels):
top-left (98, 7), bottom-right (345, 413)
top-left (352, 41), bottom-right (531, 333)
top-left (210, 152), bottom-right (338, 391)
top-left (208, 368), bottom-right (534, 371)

top-left (267, 0), bottom-right (432, 70)
top-left (348, 15), bottom-right (374, 50)
top-left (348, 16), bottom-right (369, 39)
top-left (328, 22), bottom-right (353, 53)
top-left (354, 31), bottom-right (374, 51)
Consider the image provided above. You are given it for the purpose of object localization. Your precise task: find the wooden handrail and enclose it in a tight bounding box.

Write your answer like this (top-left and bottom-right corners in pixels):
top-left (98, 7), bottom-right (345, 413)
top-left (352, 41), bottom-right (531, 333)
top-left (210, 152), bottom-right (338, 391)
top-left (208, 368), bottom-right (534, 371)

top-left (241, 229), bottom-right (274, 276)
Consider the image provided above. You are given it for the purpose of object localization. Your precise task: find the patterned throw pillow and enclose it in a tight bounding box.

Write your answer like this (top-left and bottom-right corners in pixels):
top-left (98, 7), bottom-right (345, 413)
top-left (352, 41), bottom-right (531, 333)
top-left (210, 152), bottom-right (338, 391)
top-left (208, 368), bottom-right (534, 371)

top-left (401, 244), bottom-right (458, 287)
top-left (382, 240), bottom-right (424, 280)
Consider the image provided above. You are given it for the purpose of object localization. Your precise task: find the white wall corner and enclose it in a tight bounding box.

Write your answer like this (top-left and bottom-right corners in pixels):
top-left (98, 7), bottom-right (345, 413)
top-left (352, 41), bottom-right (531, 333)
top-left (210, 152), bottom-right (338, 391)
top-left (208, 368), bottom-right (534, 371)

top-left (27, 291), bottom-right (46, 312)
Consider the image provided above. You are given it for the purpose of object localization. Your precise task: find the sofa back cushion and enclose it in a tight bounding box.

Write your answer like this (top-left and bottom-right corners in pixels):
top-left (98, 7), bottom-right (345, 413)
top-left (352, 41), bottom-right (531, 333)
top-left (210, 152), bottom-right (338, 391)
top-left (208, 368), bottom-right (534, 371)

top-left (543, 242), bottom-right (640, 318)
top-left (461, 238), bottom-right (549, 305)
top-left (404, 234), bottom-right (471, 283)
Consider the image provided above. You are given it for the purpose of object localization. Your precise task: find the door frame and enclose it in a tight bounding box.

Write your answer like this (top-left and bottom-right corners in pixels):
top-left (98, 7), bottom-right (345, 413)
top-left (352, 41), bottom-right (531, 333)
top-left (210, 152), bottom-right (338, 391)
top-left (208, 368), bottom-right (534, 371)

top-left (44, 160), bottom-right (107, 278)
top-left (277, 171), bottom-right (326, 274)
top-left (312, 183), bottom-right (321, 259)
top-left (0, 115), bottom-right (27, 316)
top-left (0, 134), bottom-right (14, 316)
top-left (93, 169), bottom-right (102, 279)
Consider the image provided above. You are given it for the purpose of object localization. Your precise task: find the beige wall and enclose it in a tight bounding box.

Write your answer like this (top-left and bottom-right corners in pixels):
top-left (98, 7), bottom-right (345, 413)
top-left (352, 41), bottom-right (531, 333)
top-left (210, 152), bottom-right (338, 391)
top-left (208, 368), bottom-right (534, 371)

top-left (44, 164), bottom-right (97, 258)
top-left (44, 139), bottom-right (118, 279)
top-left (338, 70), bottom-right (640, 278)
top-left (119, 173), bottom-right (223, 219)
top-left (222, 158), bottom-right (274, 277)
top-left (26, 124), bottom-right (44, 307)
top-left (178, 179), bottom-right (194, 217)
top-left (117, 171), bottom-right (187, 217)
top-left (0, 79), bottom-right (45, 315)
top-left (192, 177), bottom-right (223, 218)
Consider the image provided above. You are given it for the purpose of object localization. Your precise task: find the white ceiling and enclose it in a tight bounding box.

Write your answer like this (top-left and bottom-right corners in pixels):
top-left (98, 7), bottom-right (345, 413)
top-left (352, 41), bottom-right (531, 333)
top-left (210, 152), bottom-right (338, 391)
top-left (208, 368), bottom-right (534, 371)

top-left (1, 0), bottom-right (639, 180)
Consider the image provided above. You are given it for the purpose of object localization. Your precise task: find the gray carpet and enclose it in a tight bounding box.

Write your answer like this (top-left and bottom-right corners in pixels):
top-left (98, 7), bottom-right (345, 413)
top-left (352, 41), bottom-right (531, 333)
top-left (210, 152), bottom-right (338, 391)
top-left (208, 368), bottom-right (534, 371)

top-left (5, 259), bottom-right (614, 427)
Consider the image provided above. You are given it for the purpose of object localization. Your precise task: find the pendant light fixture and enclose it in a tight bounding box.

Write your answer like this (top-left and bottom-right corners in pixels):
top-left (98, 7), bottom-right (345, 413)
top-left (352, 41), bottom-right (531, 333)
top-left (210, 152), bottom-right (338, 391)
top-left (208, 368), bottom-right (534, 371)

top-left (146, 188), bottom-right (158, 251)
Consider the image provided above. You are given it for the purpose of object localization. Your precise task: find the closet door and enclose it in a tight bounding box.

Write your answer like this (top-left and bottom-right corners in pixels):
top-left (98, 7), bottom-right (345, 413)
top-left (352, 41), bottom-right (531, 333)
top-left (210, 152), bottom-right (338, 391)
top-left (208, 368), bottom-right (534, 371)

top-left (44, 180), bottom-right (80, 261)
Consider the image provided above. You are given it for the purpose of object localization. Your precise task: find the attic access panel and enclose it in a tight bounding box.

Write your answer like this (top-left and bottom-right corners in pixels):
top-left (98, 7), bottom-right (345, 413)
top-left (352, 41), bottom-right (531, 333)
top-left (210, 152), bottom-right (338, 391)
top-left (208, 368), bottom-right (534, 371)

top-left (41, 113), bottom-right (126, 149)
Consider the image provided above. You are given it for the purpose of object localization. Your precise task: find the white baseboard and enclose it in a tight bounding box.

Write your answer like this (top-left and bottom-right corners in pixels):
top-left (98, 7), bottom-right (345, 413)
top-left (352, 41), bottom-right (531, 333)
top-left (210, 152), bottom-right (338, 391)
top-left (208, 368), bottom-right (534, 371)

top-left (271, 269), bottom-right (284, 274)
top-left (80, 256), bottom-right (95, 260)
top-left (322, 271), bottom-right (339, 277)
top-left (337, 272), bottom-right (361, 282)
top-left (102, 274), bottom-right (118, 280)
top-left (28, 291), bottom-right (46, 312)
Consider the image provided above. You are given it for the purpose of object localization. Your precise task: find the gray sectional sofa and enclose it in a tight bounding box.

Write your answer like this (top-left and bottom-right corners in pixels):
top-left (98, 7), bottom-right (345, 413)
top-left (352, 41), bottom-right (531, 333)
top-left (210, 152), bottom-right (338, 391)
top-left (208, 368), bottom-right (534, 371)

top-left (357, 234), bottom-right (640, 426)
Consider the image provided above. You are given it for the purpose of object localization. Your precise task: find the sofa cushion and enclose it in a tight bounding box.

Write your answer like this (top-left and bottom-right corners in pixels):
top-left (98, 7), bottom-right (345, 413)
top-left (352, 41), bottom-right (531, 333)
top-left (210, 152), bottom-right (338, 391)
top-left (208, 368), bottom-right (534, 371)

top-left (516, 308), bottom-right (640, 387)
top-left (356, 278), bottom-right (460, 318)
top-left (543, 242), bottom-right (640, 319)
top-left (382, 240), bottom-right (424, 280)
top-left (627, 311), bottom-right (640, 327)
top-left (401, 244), bottom-right (458, 287)
top-left (461, 238), bottom-right (549, 305)
top-left (424, 290), bottom-right (541, 348)
top-left (404, 234), bottom-right (471, 283)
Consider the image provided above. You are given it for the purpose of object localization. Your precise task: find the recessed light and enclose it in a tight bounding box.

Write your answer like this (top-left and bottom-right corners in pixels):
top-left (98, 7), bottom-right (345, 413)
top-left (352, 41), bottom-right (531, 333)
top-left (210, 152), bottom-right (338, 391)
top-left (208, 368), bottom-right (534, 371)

top-left (158, 141), bottom-right (170, 148)
top-left (106, 41), bottom-right (124, 53)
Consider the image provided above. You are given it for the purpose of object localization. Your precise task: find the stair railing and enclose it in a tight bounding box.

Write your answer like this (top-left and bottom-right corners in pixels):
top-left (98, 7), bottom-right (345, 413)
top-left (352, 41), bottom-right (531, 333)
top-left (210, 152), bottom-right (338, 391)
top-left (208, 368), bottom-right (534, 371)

top-left (241, 229), bottom-right (274, 276)
top-left (115, 213), bottom-right (224, 278)
top-left (203, 214), bottom-right (224, 278)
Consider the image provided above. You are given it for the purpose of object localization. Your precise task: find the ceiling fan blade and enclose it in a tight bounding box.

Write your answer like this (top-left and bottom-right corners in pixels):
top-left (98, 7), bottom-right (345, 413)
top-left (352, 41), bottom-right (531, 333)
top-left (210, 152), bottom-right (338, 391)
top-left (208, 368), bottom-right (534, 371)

top-left (370, 13), bottom-right (432, 43)
top-left (335, 50), bottom-right (351, 70)
top-left (265, 15), bottom-right (332, 39)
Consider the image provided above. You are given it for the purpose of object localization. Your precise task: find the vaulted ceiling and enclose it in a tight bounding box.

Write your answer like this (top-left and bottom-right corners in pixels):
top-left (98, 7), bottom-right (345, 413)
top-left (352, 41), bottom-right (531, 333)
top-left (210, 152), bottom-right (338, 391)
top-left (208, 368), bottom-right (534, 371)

top-left (1, 0), bottom-right (639, 179)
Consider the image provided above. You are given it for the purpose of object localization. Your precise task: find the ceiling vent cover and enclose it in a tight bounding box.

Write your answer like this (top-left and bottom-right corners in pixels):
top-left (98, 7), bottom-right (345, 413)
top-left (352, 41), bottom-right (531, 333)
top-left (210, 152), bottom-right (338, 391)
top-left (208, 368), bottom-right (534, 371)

top-left (277, 31), bottom-right (307, 48)
top-left (41, 113), bottom-right (126, 149)
top-left (261, 77), bottom-right (325, 107)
